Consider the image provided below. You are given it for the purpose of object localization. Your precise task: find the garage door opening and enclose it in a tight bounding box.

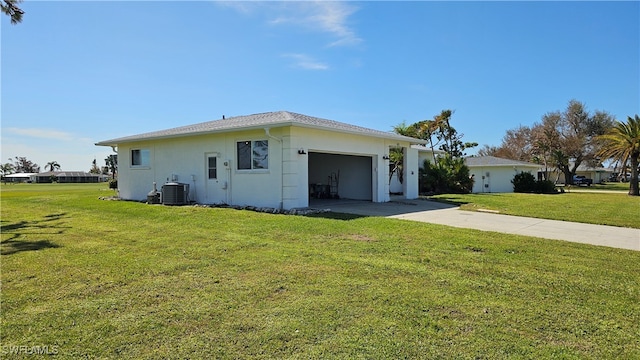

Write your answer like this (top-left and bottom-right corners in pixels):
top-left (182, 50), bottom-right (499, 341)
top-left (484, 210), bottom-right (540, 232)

top-left (308, 152), bottom-right (372, 202)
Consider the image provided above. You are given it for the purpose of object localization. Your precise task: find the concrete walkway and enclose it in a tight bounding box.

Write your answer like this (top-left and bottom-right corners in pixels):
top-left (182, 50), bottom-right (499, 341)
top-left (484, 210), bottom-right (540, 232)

top-left (310, 199), bottom-right (640, 251)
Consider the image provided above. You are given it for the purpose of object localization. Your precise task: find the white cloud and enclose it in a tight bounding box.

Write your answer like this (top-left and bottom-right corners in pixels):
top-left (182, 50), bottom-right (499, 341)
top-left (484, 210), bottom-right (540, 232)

top-left (271, 2), bottom-right (362, 47)
top-left (219, 1), bottom-right (362, 47)
top-left (5, 127), bottom-right (75, 141)
top-left (215, 1), bottom-right (260, 15)
top-left (304, 1), bottom-right (362, 47)
top-left (282, 53), bottom-right (329, 70)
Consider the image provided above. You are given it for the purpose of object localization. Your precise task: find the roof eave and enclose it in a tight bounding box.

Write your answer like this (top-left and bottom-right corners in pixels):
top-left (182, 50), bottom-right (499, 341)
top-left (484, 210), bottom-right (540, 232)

top-left (467, 164), bottom-right (542, 168)
top-left (95, 123), bottom-right (290, 147)
top-left (96, 122), bottom-right (428, 146)
top-left (292, 123), bottom-right (427, 144)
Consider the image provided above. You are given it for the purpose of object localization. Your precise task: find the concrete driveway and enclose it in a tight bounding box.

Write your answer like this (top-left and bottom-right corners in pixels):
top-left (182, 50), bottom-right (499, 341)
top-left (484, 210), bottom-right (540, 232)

top-left (309, 198), bottom-right (640, 251)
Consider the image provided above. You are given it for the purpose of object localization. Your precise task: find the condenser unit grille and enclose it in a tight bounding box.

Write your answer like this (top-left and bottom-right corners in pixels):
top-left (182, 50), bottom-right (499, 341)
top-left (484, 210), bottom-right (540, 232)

top-left (162, 182), bottom-right (189, 205)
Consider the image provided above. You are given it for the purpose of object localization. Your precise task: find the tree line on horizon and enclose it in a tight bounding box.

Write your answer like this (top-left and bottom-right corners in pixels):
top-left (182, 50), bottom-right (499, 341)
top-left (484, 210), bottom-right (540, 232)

top-left (1, 156), bottom-right (118, 179)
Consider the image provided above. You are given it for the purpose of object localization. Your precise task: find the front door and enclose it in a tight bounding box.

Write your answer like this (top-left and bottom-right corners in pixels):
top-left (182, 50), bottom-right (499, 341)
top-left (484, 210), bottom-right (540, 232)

top-left (205, 153), bottom-right (228, 204)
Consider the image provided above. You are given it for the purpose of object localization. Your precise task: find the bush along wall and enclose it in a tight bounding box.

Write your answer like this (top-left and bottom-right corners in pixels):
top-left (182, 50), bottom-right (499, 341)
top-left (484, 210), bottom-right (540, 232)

top-left (512, 172), bottom-right (558, 194)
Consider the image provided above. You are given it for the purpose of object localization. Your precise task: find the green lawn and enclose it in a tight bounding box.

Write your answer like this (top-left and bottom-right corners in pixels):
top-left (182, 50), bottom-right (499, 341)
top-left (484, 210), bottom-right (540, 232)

top-left (1, 184), bottom-right (639, 359)
top-left (591, 181), bottom-right (633, 192)
top-left (430, 191), bottom-right (640, 229)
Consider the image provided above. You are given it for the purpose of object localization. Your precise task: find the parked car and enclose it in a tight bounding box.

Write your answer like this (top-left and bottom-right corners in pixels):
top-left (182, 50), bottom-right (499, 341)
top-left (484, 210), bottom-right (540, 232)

top-left (609, 173), bottom-right (639, 182)
top-left (572, 175), bottom-right (593, 186)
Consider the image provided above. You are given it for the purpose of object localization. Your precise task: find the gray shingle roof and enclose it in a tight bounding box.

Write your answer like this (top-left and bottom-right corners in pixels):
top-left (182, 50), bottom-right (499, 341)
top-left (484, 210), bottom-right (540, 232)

top-left (96, 111), bottom-right (427, 146)
top-left (465, 156), bottom-right (542, 168)
top-left (36, 171), bottom-right (101, 177)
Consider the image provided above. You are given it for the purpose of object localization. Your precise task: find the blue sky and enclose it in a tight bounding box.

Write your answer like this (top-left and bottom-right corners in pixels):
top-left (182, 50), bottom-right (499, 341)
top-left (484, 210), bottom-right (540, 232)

top-left (2, 1), bottom-right (638, 172)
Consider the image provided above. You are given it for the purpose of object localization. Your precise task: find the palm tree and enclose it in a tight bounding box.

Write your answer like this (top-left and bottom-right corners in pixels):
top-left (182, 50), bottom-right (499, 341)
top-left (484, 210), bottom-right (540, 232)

top-left (388, 147), bottom-right (404, 185)
top-left (551, 150), bottom-right (569, 184)
top-left (45, 161), bottom-right (61, 172)
top-left (1, 0), bottom-right (24, 24)
top-left (597, 115), bottom-right (640, 196)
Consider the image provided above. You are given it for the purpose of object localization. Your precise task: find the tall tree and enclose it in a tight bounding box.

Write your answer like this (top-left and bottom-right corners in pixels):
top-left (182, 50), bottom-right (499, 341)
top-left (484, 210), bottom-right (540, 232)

top-left (105, 154), bottom-right (118, 179)
top-left (1, 0), bottom-right (24, 24)
top-left (1, 162), bottom-right (15, 176)
top-left (483, 100), bottom-right (614, 184)
top-left (434, 110), bottom-right (477, 158)
top-left (483, 125), bottom-right (534, 161)
top-left (545, 100), bottom-right (614, 184)
top-left (45, 161), bottom-right (61, 172)
top-left (530, 117), bottom-right (561, 181)
top-left (388, 147), bottom-right (404, 185)
top-left (596, 115), bottom-right (640, 196)
top-left (12, 156), bottom-right (39, 173)
top-left (394, 110), bottom-right (475, 194)
top-left (89, 158), bottom-right (101, 174)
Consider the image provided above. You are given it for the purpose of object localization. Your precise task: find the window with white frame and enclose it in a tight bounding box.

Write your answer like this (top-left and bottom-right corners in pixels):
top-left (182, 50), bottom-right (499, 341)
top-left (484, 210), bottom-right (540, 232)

top-left (237, 140), bottom-right (268, 170)
top-left (131, 149), bottom-right (150, 167)
top-left (207, 156), bottom-right (217, 179)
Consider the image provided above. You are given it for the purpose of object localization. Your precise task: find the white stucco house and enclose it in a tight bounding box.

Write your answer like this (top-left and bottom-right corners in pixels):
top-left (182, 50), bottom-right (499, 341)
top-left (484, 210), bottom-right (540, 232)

top-left (2, 173), bottom-right (37, 183)
top-left (96, 111), bottom-right (427, 209)
top-left (546, 163), bottom-right (614, 184)
top-left (465, 156), bottom-right (543, 193)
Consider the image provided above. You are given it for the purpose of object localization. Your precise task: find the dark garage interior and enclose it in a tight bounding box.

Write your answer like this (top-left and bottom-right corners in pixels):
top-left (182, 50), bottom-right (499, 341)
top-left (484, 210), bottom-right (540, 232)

top-left (308, 152), bottom-right (372, 201)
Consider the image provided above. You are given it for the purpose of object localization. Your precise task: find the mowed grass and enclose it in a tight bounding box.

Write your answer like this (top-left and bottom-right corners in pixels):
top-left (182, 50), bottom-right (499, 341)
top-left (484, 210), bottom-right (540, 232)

top-left (430, 191), bottom-right (640, 229)
top-left (591, 182), bottom-right (634, 192)
top-left (1, 184), bottom-right (639, 359)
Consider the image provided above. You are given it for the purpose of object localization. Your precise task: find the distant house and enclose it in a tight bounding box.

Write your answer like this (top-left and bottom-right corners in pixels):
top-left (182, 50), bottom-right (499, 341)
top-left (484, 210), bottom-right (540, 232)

top-left (32, 171), bottom-right (107, 183)
top-left (2, 173), bottom-right (37, 183)
top-left (465, 156), bottom-right (542, 193)
top-left (96, 111), bottom-right (427, 209)
top-left (546, 163), bottom-right (614, 184)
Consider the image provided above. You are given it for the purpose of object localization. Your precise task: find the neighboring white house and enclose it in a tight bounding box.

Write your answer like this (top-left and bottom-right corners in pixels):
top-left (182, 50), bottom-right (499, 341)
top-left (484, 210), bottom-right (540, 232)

top-left (546, 163), bottom-right (614, 184)
top-left (96, 111), bottom-right (427, 209)
top-left (2, 173), bottom-right (37, 183)
top-left (465, 156), bottom-right (542, 193)
top-left (31, 171), bottom-right (108, 183)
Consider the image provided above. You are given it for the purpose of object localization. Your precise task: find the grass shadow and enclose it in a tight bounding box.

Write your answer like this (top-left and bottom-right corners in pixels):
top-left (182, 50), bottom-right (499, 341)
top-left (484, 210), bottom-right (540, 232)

top-left (1, 239), bottom-right (60, 255)
top-left (425, 196), bottom-right (471, 207)
top-left (1, 212), bottom-right (68, 255)
top-left (304, 212), bottom-right (369, 221)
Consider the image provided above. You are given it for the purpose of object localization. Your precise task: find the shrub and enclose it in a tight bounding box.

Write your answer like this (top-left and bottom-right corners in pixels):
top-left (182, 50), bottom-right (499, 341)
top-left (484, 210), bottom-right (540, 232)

top-left (108, 179), bottom-right (118, 190)
top-left (535, 180), bottom-right (557, 194)
top-left (420, 157), bottom-right (473, 194)
top-left (512, 172), bottom-right (558, 194)
top-left (512, 172), bottom-right (537, 193)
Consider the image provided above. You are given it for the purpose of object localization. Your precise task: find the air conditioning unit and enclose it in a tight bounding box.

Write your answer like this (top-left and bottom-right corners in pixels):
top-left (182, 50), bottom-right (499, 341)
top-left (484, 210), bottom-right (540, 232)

top-left (162, 182), bottom-right (189, 205)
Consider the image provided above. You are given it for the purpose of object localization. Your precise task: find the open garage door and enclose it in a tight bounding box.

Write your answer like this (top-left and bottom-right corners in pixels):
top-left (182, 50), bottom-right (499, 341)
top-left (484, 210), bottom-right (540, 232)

top-left (308, 152), bottom-right (373, 201)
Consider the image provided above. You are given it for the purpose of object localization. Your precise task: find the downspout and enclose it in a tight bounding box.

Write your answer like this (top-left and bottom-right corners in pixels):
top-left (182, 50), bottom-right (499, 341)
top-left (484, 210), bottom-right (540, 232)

top-left (264, 128), bottom-right (284, 209)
